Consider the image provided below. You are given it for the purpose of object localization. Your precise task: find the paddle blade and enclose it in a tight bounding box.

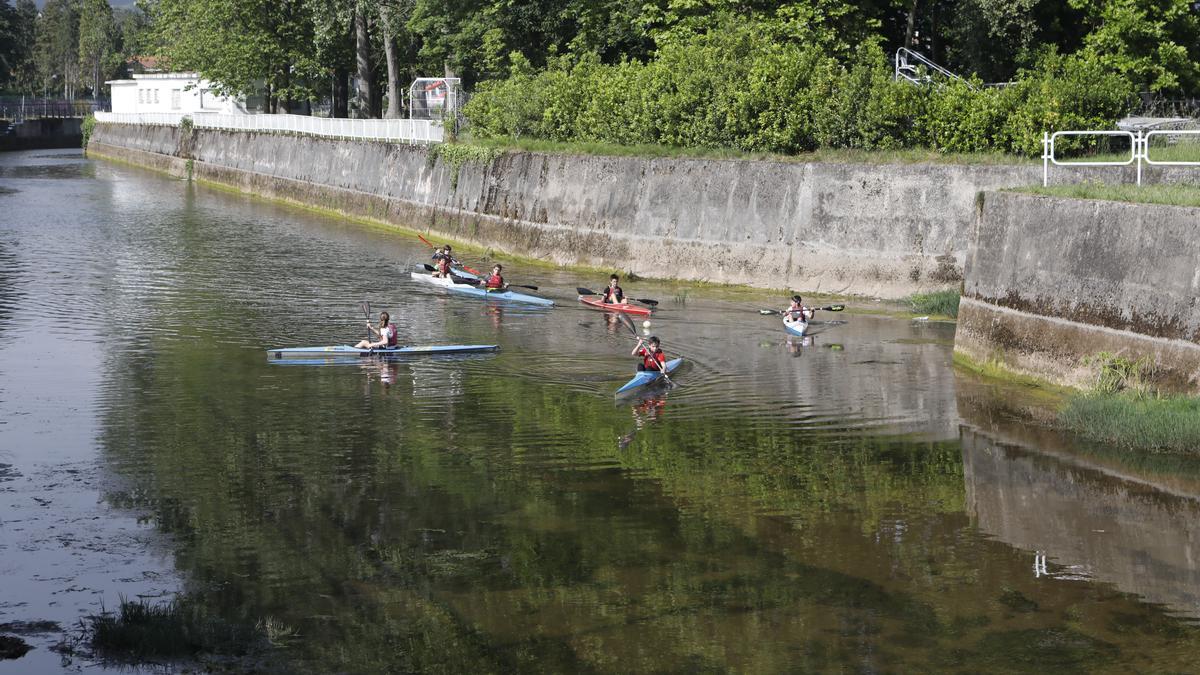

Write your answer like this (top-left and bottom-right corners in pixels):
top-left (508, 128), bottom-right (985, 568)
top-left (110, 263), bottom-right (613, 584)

top-left (821, 305), bottom-right (846, 312)
top-left (421, 263), bottom-right (435, 272)
top-left (577, 287), bottom-right (597, 296)
top-left (619, 313), bottom-right (638, 336)
top-left (758, 309), bottom-right (779, 315)
top-left (633, 298), bottom-right (659, 306)
top-left (512, 284), bottom-right (539, 291)
top-left (450, 276), bottom-right (479, 285)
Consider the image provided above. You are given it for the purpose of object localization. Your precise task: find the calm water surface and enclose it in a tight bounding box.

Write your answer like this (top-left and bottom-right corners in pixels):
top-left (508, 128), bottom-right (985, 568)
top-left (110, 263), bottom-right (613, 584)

top-left (2, 149), bottom-right (1199, 672)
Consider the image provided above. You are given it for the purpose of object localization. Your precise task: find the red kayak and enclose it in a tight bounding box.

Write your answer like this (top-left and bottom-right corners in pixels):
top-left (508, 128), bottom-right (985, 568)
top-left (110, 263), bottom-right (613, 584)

top-left (579, 295), bottom-right (653, 316)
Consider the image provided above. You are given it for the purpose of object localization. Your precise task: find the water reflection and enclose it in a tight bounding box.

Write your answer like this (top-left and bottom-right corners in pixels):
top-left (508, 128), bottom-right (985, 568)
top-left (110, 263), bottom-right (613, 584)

top-left (958, 376), bottom-right (1200, 621)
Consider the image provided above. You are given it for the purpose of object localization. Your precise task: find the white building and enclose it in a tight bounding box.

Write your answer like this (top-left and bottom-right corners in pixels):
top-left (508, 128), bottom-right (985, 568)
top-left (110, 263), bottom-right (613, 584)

top-left (106, 73), bottom-right (246, 115)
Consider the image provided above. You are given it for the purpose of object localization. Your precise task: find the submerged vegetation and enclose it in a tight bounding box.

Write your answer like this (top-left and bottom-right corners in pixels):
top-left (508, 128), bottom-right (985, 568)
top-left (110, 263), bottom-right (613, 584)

top-left (906, 290), bottom-right (960, 318)
top-left (68, 598), bottom-right (271, 664)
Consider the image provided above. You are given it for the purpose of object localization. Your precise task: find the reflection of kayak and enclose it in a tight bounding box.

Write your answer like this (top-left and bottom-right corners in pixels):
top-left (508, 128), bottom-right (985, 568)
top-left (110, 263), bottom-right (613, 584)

top-left (615, 358), bottom-right (683, 396)
top-left (783, 317), bottom-right (808, 336)
top-left (579, 296), bottom-right (652, 316)
top-left (410, 269), bottom-right (554, 306)
top-left (267, 344), bottom-right (498, 359)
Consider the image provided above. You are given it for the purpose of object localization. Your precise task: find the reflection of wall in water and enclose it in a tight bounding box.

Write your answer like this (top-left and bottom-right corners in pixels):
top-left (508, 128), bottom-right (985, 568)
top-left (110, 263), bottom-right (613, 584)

top-left (961, 427), bottom-right (1200, 619)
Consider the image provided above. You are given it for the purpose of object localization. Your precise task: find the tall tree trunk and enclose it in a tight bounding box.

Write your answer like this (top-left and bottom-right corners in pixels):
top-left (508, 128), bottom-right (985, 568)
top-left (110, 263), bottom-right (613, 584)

top-left (381, 7), bottom-right (402, 118)
top-left (905, 0), bottom-right (918, 48)
top-left (333, 68), bottom-right (348, 118)
top-left (354, 4), bottom-right (377, 118)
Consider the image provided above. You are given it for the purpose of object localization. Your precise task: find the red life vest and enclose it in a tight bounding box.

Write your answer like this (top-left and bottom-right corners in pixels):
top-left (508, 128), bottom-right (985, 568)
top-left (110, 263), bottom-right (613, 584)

top-left (384, 324), bottom-right (398, 347)
top-left (483, 273), bottom-right (504, 289)
top-left (639, 347), bottom-right (665, 370)
top-left (437, 258), bottom-right (452, 275)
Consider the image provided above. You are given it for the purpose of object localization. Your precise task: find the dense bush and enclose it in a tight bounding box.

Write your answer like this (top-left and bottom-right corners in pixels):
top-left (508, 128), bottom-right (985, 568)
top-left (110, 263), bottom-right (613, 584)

top-left (463, 22), bottom-right (1135, 158)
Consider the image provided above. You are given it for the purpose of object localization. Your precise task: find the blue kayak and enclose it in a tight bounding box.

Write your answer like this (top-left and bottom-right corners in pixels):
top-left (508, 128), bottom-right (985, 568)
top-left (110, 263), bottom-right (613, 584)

top-left (410, 270), bottom-right (555, 306)
top-left (615, 357), bottom-right (683, 396)
top-left (268, 344), bottom-right (499, 359)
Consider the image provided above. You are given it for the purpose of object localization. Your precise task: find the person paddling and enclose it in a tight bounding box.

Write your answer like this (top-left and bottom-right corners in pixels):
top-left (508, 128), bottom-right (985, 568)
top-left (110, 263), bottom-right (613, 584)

top-left (355, 311), bottom-right (399, 350)
top-left (482, 264), bottom-right (506, 290)
top-left (632, 335), bottom-right (668, 375)
top-left (783, 295), bottom-right (814, 326)
top-left (432, 251), bottom-right (454, 278)
top-left (601, 274), bottom-right (624, 304)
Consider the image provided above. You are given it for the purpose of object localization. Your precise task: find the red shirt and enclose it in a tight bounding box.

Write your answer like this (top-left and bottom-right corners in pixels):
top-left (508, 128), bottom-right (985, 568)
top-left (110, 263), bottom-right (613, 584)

top-left (638, 347), bottom-right (665, 370)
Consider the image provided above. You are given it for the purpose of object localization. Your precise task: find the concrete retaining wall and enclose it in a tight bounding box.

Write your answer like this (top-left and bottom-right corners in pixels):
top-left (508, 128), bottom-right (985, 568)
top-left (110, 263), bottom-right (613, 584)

top-left (957, 191), bottom-right (1200, 391)
top-left (85, 122), bottom-right (1198, 300)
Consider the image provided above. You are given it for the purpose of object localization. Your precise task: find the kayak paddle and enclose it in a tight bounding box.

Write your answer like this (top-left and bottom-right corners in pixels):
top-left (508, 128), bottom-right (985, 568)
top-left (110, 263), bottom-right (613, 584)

top-left (360, 301), bottom-right (371, 345)
top-left (758, 305), bottom-right (845, 315)
top-left (619, 313), bottom-right (671, 385)
top-left (577, 287), bottom-right (660, 306)
top-left (417, 234), bottom-right (482, 275)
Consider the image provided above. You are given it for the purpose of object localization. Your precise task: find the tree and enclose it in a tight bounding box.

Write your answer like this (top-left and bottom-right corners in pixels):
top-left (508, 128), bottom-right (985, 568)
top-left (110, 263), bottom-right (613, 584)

top-left (1069, 0), bottom-right (1200, 93)
top-left (148, 0), bottom-right (322, 111)
top-left (35, 0), bottom-right (82, 99)
top-left (78, 0), bottom-right (116, 97)
top-left (0, 0), bottom-right (37, 91)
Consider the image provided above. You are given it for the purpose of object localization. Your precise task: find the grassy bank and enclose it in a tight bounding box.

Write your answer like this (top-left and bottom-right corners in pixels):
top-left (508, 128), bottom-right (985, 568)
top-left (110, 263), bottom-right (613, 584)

top-left (1023, 183), bottom-right (1200, 208)
top-left (465, 136), bottom-right (1028, 166)
top-left (1060, 392), bottom-right (1200, 453)
top-left (904, 289), bottom-right (960, 318)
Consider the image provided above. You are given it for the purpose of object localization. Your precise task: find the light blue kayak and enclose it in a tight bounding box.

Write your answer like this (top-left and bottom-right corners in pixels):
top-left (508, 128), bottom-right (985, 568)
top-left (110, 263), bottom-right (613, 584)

top-left (410, 270), bottom-right (555, 306)
top-left (615, 357), bottom-right (683, 396)
top-left (268, 344), bottom-right (499, 359)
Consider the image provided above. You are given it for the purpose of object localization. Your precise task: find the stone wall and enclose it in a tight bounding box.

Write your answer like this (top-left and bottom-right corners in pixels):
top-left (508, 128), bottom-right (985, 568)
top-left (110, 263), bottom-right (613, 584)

top-left (957, 191), bottom-right (1200, 391)
top-left (88, 122), bottom-right (1053, 298)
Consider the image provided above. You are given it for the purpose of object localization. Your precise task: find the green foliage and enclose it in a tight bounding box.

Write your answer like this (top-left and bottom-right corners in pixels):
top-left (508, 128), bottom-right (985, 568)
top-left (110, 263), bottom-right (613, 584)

top-left (464, 22), bottom-right (1135, 158)
top-left (1082, 351), bottom-right (1150, 394)
top-left (905, 290), bottom-right (960, 317)
top-left (427, 142), bottom-right (502, 190)
top-left (1069, 0), bottom-right (1200, 93)
top-left (1023, 182), bottom-right (1200, 208)
top-left (1060, 391), bottom-right (1200, 452)
top-left (81, 112), bottom-right (95, 148)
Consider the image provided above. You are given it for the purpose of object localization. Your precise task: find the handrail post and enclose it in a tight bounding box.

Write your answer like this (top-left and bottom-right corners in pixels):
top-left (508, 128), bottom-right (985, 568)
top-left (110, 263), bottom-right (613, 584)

top-left (1136, 130), bottom-right (1144, 186)
top-left (1042, 132), bottom-right (1050, 187)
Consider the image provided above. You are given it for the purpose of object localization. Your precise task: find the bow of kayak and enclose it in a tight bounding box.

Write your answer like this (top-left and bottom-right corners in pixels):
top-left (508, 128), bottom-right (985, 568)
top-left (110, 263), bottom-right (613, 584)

top-left (579, 296), bottom-right (652, 316)
top-left (615, 357), bottom-right (684, 396)
top-left (267, 344), bottom-right (499, 358)
top-left (783, 317), bottom-right (808, 336)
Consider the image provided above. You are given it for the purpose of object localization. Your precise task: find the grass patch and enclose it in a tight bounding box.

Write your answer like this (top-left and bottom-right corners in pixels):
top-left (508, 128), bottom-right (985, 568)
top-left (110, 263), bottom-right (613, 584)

top-left (1023, 183), bottom-right (1200, 208)
top-left (905, 290), bottom-right (960, 317)
top-left (71, 597), bottom-right (272, 664)
top-left (464, 135), bottom-right (1028, 166)
top-left (1060, 392), bottom-right (1200, 453)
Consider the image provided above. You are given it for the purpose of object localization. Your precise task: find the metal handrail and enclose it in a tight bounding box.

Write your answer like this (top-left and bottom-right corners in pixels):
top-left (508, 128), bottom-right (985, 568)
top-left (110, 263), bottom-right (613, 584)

top-left (894, 48), bottom-right (965, 86)
top-left (1042, 129), bottom-right (1200, 185)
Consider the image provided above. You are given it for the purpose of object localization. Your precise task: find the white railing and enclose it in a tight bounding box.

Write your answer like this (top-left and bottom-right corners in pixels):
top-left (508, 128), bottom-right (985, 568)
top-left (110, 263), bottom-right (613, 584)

top-left (894, 48), bottom-right (965, 86)
top-left (93, 111), bottom-right (444, 144)
top-left (1042, 129), bottom-right (1200, 185)
top-left (94, 111), bottom-right (186, 126)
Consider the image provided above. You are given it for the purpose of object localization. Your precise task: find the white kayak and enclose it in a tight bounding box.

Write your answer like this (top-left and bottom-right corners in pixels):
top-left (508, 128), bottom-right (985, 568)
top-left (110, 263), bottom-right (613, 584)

top-left (783, 316), bottom-right (808, 336)
top-left (267, 344), bottom-right (499, 359)
top-left (410, 268), bottom-right (555, 306)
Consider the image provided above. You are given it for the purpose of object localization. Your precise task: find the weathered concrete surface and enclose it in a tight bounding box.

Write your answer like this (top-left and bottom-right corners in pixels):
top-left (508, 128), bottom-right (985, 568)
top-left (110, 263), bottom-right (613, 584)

top-left (957, 191), bottom-right (1200, 391)
top-left (0, 118), bottom-right (82, 151)
top-left (85, 122), bottom-right (1198, 299)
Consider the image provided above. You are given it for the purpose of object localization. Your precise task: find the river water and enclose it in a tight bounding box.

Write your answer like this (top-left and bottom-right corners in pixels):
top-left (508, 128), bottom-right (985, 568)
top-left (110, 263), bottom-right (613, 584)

top-left (1, 149), bottom-right (1199, 672)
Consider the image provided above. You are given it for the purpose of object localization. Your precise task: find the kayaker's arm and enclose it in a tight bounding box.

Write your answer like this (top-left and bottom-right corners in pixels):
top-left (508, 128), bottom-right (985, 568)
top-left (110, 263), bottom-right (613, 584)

top-left (631, 338), bottom-right (644, 356)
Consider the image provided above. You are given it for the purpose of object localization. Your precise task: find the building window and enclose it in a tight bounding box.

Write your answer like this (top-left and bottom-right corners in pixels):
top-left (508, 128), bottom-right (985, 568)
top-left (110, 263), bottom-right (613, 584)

top-left (171, 89), bottom-right (181, 110)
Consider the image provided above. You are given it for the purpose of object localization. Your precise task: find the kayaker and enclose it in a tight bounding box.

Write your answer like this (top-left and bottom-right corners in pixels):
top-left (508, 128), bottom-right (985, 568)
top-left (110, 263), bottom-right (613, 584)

top-left (784, 295), bottom-right (814, 324)
top-left (432, 244), bottom-right (452, 263)
top-left (432, 253), bottom-right (454, 278)
top-left (632, 335), bottom-right (668, 374)
top-left (601, 274), bottom-right (624, 304)
top-left (482, 264), bottom-right (506, 290)
top-left (355, 311), bottom-right (399, 350)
